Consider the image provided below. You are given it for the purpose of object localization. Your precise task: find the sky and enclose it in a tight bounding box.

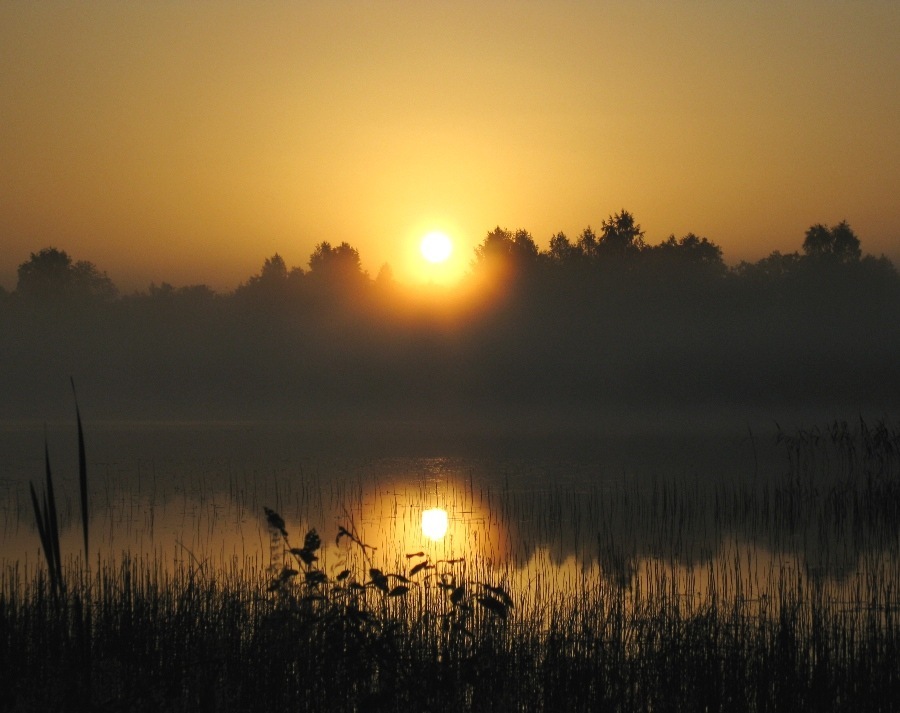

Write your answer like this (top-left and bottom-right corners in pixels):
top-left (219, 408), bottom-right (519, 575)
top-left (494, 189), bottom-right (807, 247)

top-left (1, 1), bottom-right (898, 292)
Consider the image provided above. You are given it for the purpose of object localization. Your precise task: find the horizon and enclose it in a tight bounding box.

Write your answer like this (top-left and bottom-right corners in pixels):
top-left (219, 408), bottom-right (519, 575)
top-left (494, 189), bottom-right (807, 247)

top-left (2, 2), bottom-right (898, 293)
top-left (2, 214), bottom-right (893, 295)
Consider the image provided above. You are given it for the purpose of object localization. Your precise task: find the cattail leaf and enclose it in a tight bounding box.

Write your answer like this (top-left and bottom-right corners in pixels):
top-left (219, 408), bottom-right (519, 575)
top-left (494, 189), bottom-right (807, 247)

top-left (28, 482), bottom-right (51, 567)
top-left (387, 585), bottom-right (409, 597)
top-left (410, 561), bottom-right (433, 576)
top-left (71, 378), bottom-right (89, 565)
top-left (44, 439), bottom-right (62, 585)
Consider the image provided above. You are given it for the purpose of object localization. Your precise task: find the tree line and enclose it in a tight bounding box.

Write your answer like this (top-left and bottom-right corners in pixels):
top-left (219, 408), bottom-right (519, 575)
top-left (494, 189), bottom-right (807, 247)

top-left (2, 212), bottom-right (898, 424)
top-left (3, 211), bottom-right (895, 305)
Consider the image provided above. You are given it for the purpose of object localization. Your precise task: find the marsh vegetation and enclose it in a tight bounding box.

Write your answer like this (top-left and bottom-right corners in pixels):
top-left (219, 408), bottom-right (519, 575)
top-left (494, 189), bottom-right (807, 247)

top-left (2, 419), bottom-right (899, 711)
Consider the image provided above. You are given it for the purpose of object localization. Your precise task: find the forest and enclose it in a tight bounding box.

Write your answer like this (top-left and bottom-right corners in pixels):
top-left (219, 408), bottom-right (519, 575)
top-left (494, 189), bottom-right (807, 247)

top-left (2, 212), bottom-right (898, 426)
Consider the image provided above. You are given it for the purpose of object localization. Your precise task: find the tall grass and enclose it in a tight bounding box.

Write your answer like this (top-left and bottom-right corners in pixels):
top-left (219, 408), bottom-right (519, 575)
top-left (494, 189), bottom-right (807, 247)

top-left (27, 383), bottom-right (90, 595)
top-left (3, 548), bottom-right (898, 711)
top-left (3, 418), bottom-right (899, 711)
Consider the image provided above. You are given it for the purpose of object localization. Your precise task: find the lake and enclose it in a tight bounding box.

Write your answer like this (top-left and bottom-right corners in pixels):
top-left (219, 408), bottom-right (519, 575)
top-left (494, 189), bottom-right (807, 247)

top-left (4, 417), bottom-right (896, 617)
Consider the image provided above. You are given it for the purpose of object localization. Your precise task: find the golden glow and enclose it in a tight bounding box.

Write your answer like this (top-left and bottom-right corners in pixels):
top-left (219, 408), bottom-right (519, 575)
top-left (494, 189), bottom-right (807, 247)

top-left (0, 3), bottom-right (898, 290)
top-left (421, 507), bottom-right (449, 541)
top-left (420, 231), bottom-right (453, 264)
top-left (400, 221), bottom-right (470, 287)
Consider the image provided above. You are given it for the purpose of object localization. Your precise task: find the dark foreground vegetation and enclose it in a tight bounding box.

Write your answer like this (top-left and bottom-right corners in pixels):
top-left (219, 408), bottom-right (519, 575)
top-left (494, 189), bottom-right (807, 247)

top-left (2, 214), bottom-right (899, 422)
top-left (3, 419), bottom-right (900, 712)
top-left (3, 553), bottom-right (898, 712)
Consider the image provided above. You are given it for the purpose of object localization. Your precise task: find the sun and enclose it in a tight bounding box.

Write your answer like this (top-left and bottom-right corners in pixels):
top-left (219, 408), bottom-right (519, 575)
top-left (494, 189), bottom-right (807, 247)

top-left (420, 231), bottom-right (453, 264)
top-left (421, 508), bottom-right (449, 541)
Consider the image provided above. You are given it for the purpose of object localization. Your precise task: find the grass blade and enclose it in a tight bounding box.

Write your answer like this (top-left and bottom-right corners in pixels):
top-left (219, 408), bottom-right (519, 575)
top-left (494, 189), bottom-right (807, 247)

top-left (28, 482), bottom-right (51, 567)
top-left (71, 378), bottom-right (89, 564)
top-left (44, 437), bottom-right (63, 590)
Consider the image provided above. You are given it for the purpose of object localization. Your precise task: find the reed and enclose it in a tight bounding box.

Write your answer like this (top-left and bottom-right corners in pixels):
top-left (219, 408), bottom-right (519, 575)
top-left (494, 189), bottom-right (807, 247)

top-left (3, 418), bottom-right (899, 711)
top-left (27, 385), bottom-right (91, 594)
top-left (2, 548), bottom-right (897, 711)
top-left (27, 436), bottom-right (64, 596)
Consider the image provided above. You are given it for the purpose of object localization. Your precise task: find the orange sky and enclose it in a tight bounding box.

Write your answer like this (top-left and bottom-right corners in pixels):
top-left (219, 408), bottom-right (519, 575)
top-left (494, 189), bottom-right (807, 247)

top-left (2, 2), bottom-right (898, 291)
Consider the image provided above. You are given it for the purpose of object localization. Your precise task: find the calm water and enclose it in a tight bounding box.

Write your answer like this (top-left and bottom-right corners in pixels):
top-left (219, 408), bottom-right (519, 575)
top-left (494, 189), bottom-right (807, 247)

top-left (3, 419), bottom-right (898, 615)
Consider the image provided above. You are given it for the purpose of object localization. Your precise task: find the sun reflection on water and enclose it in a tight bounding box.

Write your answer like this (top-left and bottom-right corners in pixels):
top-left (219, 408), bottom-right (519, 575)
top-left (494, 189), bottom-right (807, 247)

top-left (421, 508), bottom-right (448, 540)
top-left (3, 457), bottom-right (899, 623)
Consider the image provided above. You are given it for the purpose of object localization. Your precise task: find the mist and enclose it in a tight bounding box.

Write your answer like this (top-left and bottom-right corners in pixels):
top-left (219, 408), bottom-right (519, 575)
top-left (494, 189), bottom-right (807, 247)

top-left (3, 217), bottom-right (898, 440)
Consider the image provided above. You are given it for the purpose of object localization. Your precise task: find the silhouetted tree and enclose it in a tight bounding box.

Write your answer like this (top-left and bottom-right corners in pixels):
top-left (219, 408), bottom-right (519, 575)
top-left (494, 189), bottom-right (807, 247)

top-left (16, 247), bottom-right (117, 302)
top-left (260, 254), bottom-right (289, 281)
top-left (547, 232), bottom-right (579, 264)
top-left (734, 251), bottom-right (802, 282)
top-left (472, 228), bottom-right (541, 276)
top-left (473, 227), bottom-right (514, 265)
top-left (597, 210), bottom-right (645, 258)
top-left (308, 242), bottom-right (365, 283)
top-left (652, 233), bottom-right (725, 274)
top-left (802, 221), bottom-right (861, 263)
top-left (233, 253), bottom-right (306, 311)
top-left (512, 229), bottom-right (539, 261)
top-left (147, 282), bottom-right (219, 302)
top-left (375, 263), bottom-right (394, 287)
top-left (575, 227), bottom-right (599, 259)
top-left (237, 254), bottom-right (290, 291)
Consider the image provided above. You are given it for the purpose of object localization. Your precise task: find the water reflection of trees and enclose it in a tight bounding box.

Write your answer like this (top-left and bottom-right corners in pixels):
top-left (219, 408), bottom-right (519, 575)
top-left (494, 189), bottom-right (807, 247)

top-left (5, 421), bottom-right (897, 608)
top-left (324, 421), bottom-right (900, 591)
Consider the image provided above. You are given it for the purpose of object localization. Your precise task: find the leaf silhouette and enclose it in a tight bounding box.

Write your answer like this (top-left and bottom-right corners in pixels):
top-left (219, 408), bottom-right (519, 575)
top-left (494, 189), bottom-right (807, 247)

top-left (388, 585), bottom-right (409, 597)
top-left (290, 547), bottom-right (319, 565)
top-left (335, 569), bottom-right (351, 581)
top-left (405, 551), bottom-right (425, 559)
top-left (477, 595), bottom-right (509, 619)
top-left (303, 529), bottom-right (321, 552)
top-left (409, 561), bottom-right (433, 576)
top-left (263, 507), bottom-right (288, 537)
top-left (269, 567), bottom-right (298, 591)
top-left (336, 526), bottom-right (350, 546)
top-left (369, 568), bottom-right (389, 593)
top-left (450, 585), bottom-right (466, 605)
top-left (437, 557), bottom-right (465, 566)
top-left (480, 584), bottom-right (514, 608)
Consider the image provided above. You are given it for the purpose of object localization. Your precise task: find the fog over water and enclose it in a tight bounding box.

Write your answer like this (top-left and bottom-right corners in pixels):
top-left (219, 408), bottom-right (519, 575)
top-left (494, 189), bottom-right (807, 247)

top-left (0, 418), bottom-right (889, 580)
top-left (3, 223), bottom-right (899, 607)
